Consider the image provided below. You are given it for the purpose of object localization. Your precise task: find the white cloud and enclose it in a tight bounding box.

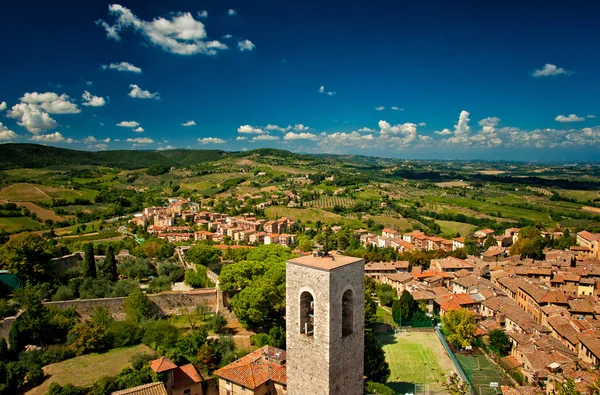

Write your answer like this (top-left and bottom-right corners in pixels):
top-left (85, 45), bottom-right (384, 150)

top-left (86, 81), bottom-right (93, 86)
top-left (117, 121), bottom-right (139, 127)
top-left (0, 123), bottom-right (17, 141)
top-left (0, 102), bottom-right (6, 111)
top-left (133, 126), bottom-right (145, 132)
top-left (156, 145), bottom-right (175, 151)
top-left (251, 134), bottom-right (279, 142)
top-left (478, 117), bottom-right (501, 127)
top-left (283, 132), bottom-right (319, 141)
top-left (126, 137), bottom-right (154, 144)
top-left (293, 124), bottom-right (309, 131)
top-left (198, 137), bottom-right (225, 144)
top-left (375, 106), bottom-right (385, 111)
top-left (128, 84), bottom-right (160, 100)
top-left (446, 110), bottom-right (472, 144)
top-left (238, 124), bottom-right (264, 134)
top-left (181, 120), bottom-right (196, 126)
top-left (435, 128), bottom-right (452, 135)
top-left (82, 91), bottom-right (106, 107)
top-left (236, 136), bottom-right (247, 141)
top-left (97, 4), bottom-right (228, 55)
top-left (7, 103), bottom-right (59, 133)
top-left (20, 92), bottom-right (80, 114)
top-left (31, 132), bottom-right (68, 143)
top-left (318, 85), bottom-right (335, 96)
top-left (238, 39), bottom-right (255, 52)
top-left (83, 136), bottom-right (110, 144)
top-left (265, 124), bottom-right (291, 132)
top-left (532, 63), bottom-right (571, 77)
top-left (197, 10), bottom-right (207, 18)
top-left (101, 62), bottom-right (142, 73)
top-left (418, 122), bottom-right (426, 127)
top-left (357, 127), bottom-right (374, 132)
top-left (228, 9), bottom-right (237, 16)
top-left (555, 114), bottom-right (585, 123)
top-left (391, 106), bottom-right (403, 111)
top-left (223, 34), bottom-right (233, 39)
top-left (587, 115), bottom-right (596, 119)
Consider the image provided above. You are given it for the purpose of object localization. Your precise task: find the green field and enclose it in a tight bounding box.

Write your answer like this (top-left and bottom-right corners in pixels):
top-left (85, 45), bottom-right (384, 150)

top-left (377, 331), bottom-right (456, 394)
top-left (367, 215), bottom-right (412, 231)
top-left (0, 217), bottom-right (44, 232)
top-left (25, 344), bottom-right (153, 395)
top-left (436, 220), bottom-right (478, 236)
top-left (455, 351), bottom-right (510, 395)
top-left (264, 207), bottom-right (361, 226)
top-left (0, 183), bottom-right (98, 204)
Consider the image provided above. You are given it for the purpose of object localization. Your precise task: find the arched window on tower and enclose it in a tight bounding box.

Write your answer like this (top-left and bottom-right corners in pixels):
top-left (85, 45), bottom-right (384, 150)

top-left (300, 291), bottom-right (314, 336)
top-left (342, 289), bottom-right (353, 337)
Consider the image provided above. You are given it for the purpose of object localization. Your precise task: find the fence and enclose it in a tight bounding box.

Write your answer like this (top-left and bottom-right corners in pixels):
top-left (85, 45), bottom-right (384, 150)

top-left (435, 327), bottom-right (473, 395)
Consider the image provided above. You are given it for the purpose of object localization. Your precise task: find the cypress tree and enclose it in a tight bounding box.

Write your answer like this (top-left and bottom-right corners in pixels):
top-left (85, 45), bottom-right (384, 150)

top-left (104, 244), bottom-right (117, 282)
top-left (83, 243), bottom-right (97, 279)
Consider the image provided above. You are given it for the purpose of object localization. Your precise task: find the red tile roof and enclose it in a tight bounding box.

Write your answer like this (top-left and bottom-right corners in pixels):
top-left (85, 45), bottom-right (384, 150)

top-left (150, 358), bottom-right (177, 373)
top-left (173, 364), bottom-right (202, 388)
top-left (214, 346), bottom-right (287, 389)
top-left (112, 382), bottom-right (168, 395)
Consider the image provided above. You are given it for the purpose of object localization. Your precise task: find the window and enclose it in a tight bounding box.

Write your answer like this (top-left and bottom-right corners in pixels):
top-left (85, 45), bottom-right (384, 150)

top-left (184, 390), bottom-right (191, 395)
top-left (342, 289), bottom-right (353, 337)
top-left (300, 291), bottom-right (314, 336)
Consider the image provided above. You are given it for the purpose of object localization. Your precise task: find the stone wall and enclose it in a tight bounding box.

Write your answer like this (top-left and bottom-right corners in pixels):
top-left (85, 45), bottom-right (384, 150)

top-left (44, 289), bottom-right (217, 320)
top-left (0, 312), bottom-right (21, 344)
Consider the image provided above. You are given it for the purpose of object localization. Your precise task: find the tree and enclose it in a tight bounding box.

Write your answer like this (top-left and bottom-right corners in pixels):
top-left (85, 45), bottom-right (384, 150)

top-left (557, 378), bottom-right (583, 395)
top-left (82, 243), bottom-right (97, 279)
top-left (0, 233), bottom-right (53, 284)
top-left (364, 331), bottom-right (390, 383)
top-left (393, 290), bottom-right (416, 325)
top-left (185, 245), bottom-right (222, 273)
top-left (103, 245), bottom-right (118, 281)
top-left (142, 320), bottom-right (179, 349)
top-left (488, 329), bottom-right (511, 356)
top-left (442, 309), bottom-right (477, 348)
top-left (443, 371), bottom-right (470, 395)
top-left (124, 288), bottom-right (155, 323)
top-left (483, 236), bottom-right (496, 249)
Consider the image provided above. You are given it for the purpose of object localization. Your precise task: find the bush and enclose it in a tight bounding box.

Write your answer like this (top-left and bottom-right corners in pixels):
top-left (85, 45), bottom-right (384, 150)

top-left (107, 320), bottom-right (142, 348)
top-left (147, 277), bottom-right (171, 294)
top-left (366, 381), bottom-right (395, 395)
top-left (142, 320), bottom-right (179, 350)
top-left (47, 382), bottom-right (88, 395)
top-left (205, 314), bottom-right (227, 334)
top-left (52, 286), bottom-right (75, 301)
top-left (130, 351), bottom-right (156, 370)
top-left (42, 345), bottom-right (76, 365)
top-left (0, 300), bottom-right (17, 319)
top-left (26, 364), bottom-right (44, 386)
top-left (157, 263), bottom-right (185, 283)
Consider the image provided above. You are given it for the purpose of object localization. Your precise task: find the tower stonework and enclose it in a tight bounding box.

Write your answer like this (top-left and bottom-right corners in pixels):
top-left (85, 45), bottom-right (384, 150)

top-left (286, 253), bottom-right (364, 395)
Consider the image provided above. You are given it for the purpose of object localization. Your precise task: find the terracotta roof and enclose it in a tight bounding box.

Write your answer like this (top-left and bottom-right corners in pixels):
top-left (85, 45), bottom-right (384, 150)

top-left (577, 231), bottom-right (600, 242)
top-left (214, 346), bottom-right (286, 389)
top-left (173, 364), bottom-right (202, 388)
top-left (112, 382), bottom-right (168, 395)
top-left (579, 335), bottom-right (600, 358)
top-left (384, 272), bottom-right (413, 283)
top-left (150, 358), bottom-right (177, 373)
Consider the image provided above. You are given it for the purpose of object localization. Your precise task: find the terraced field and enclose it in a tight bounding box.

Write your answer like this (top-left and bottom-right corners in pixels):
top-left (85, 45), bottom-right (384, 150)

top-left (0, 217), bottom-right (44, 232)
top-left (308, 196), bottom-right (356, 208)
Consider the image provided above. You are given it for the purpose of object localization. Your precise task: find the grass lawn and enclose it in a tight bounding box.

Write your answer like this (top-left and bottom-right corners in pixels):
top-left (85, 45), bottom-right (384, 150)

top-left (436, 220), bottom-right (478, 236)
top-left (376, 306), bottom-right (395, 325)
top-left (25, 344), bottom-right (153, 395)
top-left (377, 331), bottom-right (456, 394)
top-left (0, 217), bottom-right (44, 232)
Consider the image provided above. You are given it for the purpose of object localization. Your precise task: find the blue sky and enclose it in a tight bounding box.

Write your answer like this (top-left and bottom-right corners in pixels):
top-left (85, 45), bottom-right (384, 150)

top-left (0, 0), bottom-right (599, 160)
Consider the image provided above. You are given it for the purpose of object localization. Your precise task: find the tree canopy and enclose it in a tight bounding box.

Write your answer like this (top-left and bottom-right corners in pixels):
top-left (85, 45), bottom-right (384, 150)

top-left (442, 309), bottom-right (477, 348)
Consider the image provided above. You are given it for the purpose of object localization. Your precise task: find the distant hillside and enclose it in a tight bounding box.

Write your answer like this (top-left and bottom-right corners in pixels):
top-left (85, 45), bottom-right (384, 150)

top-left (0, 144), bottom-right (309, 170)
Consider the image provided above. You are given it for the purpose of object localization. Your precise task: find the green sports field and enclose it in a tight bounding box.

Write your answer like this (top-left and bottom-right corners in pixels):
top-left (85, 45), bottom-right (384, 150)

top-left (377, 331), bottom-right (456, 394)
top-left (455, 351), bottom-right (510, 395)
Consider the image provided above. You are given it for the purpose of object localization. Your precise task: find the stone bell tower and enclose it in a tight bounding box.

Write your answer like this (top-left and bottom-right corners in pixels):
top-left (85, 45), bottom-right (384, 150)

top-left (286, 252), bottom-right (364, 395)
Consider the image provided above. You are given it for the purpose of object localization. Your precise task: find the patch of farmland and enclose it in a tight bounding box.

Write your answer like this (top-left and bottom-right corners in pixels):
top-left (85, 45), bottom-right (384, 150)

top-left (308, 196), bottom-right (356, 208)
top-left (0, 217), bottom-right (44, 233)
top-left (14, 202), bottom-right (67, 221)
top-left (436, 180), bottom-right (470, 188)
top-left (264, 207), bottom-right (358, 225)
top-left (366, 215), bottom-right (412, 230)
top-left (582, 206), bottom-right (600, 214)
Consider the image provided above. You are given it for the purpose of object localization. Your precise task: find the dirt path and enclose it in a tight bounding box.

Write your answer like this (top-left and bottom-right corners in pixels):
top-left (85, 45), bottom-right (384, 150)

top-left (32, 186), bottom-right (51, 200)
top-left (14, 202), bottom-right (67, 222)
